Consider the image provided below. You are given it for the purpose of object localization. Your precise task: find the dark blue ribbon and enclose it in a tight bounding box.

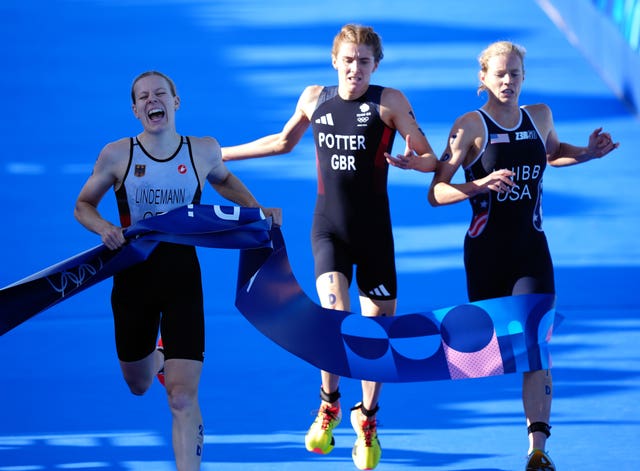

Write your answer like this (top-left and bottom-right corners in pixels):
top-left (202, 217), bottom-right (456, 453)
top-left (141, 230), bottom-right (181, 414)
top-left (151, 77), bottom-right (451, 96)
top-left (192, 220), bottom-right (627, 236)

top-left (235, 228), bottom-right (557, 383)
top-left (0, 204), bottom-right (271, 336)
top-left (1, 204), bottom-right (558, 384)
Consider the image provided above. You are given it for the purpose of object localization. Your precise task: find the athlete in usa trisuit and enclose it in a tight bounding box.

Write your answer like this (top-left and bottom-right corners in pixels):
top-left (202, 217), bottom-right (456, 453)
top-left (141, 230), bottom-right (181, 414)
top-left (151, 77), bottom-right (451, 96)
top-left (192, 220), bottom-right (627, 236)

top-left (420, 41), bottom-right (618, 470)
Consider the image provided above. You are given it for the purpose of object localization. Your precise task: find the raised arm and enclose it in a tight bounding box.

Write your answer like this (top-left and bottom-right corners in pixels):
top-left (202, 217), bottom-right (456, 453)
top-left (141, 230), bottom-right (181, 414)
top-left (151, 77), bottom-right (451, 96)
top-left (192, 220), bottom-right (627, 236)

top-left (74, 139), bottom-right (128, 249)
top-left (196, 137), bottom-right (282, 225)
top-left (526, 104), bottom-right (619, 167)
top-left (210, 171), bottom-right (282, 226)
top-left (382, 87), bottom-right (437, 173)
top-left (221, 85), bottom-right (321, 161)
top-left (428, 112), bottom-right (515, 206)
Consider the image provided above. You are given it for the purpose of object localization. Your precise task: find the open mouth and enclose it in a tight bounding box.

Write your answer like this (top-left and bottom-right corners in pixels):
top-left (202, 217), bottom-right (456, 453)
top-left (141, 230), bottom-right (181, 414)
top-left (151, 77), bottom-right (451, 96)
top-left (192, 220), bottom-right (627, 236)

top-left (147, 108), bottom-right (165, 121)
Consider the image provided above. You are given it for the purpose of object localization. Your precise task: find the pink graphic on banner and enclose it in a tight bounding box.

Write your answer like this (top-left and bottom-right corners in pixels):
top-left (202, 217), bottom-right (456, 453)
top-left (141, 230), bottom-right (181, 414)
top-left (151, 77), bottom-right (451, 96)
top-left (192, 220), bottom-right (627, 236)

top-left (443, 331), bottom-right (504, 379)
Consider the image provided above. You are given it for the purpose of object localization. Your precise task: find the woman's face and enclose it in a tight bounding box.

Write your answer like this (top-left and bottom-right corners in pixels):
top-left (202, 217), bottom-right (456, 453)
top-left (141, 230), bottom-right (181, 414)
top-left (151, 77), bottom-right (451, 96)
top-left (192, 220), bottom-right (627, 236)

top-left (332, 41), bottom-right (378, 99)
top-left (131, 74), bottom-right (180, 133)
top-left (480, 52), bottom-right (524, 104)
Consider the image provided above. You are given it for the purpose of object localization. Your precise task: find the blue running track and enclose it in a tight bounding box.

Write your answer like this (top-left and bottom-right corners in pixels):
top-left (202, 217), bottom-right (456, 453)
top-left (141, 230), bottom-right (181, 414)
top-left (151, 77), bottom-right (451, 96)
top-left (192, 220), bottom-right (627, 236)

top-left (1, 1), bottom-right (638, 469)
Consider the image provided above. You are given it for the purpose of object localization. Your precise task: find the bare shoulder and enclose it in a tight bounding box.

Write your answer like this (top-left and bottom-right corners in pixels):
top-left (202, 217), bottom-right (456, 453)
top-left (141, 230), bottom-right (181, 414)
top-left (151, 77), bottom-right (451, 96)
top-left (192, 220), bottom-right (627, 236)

top-left (447, 111), bottom-right (486, 167)
top-left (187, 136), bottom-right (226, 182)
top-left (188, 135), bottom-right (220, 157)
top-left (97, 137), bottom-right (130, 170)
top-left (523, 103), bottom-right (554, 139)
top-left (523, 103), bottom-right (552, 124)
top-left (85, 137), bottom-right (130, 188)
top-left (454, 110), bottom-right (484, 135)
top-left (301, 85), bottom-right (323, 100)
top-left (297, 85), bottom-right (323, 117)
top-left (101, 137), bottom-right (129, 158)
top-left (380, 86), bottom-right (409, 107)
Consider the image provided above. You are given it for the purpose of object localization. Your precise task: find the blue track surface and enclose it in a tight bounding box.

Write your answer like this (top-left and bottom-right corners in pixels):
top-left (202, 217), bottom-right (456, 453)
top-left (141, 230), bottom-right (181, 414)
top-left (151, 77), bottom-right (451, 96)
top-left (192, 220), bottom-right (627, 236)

top-left (1, 1), bottom-right (638, 469)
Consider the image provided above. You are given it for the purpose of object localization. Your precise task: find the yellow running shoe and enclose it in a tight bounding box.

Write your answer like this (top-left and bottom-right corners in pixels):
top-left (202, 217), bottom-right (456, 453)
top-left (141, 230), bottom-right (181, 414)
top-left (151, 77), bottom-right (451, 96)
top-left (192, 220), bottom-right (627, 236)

top-left (305, 403), bottom-right (342, 454)
top-left (350, 403), bottom-right (381, 470)
top-left (526, 449), bottom-right (555, 471)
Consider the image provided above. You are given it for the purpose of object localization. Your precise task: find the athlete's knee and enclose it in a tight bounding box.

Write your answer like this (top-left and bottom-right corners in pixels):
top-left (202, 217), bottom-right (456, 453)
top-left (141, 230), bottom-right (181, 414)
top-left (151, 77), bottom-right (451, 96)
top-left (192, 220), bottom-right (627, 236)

top-left (119, 355), bottom-right (158, 396)
top-left (124, 376), bottom-right (154, 396)
top-left (166, 384), bottom-right (199, 414)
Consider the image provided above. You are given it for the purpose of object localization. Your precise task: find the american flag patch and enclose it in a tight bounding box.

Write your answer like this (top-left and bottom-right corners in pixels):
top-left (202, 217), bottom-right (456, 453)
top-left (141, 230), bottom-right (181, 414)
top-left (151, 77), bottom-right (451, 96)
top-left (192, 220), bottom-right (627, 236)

top-left (468, 211), bottom-right (488, 237)
top-left (490, 133), bottom-right (510, 144)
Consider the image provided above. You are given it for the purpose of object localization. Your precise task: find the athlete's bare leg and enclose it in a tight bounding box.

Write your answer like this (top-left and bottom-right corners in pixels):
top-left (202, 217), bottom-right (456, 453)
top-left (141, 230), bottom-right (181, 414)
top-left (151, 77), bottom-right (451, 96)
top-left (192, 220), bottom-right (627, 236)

top-left (316, 271), bottom-right (351, 408)
top-left (358, 294), bottom-right (396, 412)
top-left (164, 358), bottom-right (204, 471)
top-left (523, 369), bottom-right (552, 453)
top-left (513, 277), bottom-right (553, 453)
top-left (119, 348), bottom-right (164, 395)
top-left (120, 353), bottom-right (203, 471)
top-left (315, 273), bottom-right (396, 414)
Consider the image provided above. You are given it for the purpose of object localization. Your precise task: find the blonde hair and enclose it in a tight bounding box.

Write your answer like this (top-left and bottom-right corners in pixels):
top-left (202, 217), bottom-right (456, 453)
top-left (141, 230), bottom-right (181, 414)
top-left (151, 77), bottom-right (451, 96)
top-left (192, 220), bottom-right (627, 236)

top-left (331, 24), bottom-right (384, 63)
top-left (477, 41), bottom-right (526, 95)
top-left (131, 71), bottom-right (178, 103)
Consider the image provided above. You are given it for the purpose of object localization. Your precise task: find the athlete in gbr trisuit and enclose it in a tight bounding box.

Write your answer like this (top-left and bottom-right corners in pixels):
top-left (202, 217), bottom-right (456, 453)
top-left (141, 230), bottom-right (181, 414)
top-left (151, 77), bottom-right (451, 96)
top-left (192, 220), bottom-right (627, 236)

top-left (222, 23), bottom-right (438, 471)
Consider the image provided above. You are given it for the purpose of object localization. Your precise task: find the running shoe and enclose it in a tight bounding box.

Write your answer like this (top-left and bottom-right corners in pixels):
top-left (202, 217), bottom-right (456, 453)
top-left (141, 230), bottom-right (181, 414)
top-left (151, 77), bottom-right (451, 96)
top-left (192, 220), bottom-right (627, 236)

top-left (156, 337), bottom-right (165, 387)
top-left (526, 449), bottom-right (555, 471)
top-left (305, 403), bottom-right (342, 454)
top-left (350, 403), bottom-right (381, 470)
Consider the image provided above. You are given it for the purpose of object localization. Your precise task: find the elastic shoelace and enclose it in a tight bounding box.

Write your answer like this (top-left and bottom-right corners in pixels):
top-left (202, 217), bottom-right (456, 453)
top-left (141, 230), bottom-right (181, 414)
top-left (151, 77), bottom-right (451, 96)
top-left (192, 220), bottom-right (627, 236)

top-left (320, 406), bottom-right (340, 430)
top-left (359, 418), bottom-right (377, 447)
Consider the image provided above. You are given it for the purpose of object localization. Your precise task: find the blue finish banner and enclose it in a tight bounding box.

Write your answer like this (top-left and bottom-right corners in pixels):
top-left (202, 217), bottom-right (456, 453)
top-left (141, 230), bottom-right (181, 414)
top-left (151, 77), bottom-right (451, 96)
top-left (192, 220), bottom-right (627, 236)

top-left (235, 228), bottom-right (557, 383)
top-left (0, 205), bottom-right (271, 336)
top-left (1, 204), bottom-right (558, 383)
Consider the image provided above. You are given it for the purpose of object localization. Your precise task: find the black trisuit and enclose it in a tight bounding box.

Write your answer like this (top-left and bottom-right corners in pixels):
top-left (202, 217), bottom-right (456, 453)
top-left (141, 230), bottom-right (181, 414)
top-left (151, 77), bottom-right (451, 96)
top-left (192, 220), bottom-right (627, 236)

top-left (463, 108), bottom-right (555, 302)
top-left (310, 85), bottom-right (397, 300)
top-left (111, 136), bottom-right (223, 362)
